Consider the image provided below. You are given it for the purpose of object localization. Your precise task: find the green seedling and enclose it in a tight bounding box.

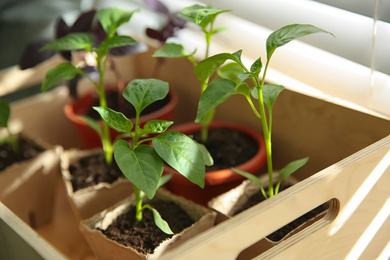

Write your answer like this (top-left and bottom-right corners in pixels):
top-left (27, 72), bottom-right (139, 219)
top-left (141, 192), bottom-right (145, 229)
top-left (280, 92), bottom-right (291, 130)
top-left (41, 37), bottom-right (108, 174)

top-left (94, 78), bottom-right (211, 234)
top-left (194, 24), bottom-right (334, 198)
top-left (0, 100), bottom-right (18, 152)
top-left (152, 4), bottom-right (230, 143)
top-left (40, 8), bottom-right (140, 165)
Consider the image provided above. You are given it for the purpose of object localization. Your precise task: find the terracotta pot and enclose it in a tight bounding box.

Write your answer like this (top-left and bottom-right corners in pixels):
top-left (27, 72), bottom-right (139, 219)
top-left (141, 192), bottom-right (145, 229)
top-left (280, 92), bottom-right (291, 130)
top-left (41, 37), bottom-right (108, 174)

top-left (64, 87), bottom-right (178, 149)
top-left (80, 188), bottom-right (216, 260)
top-left (164, 121), bottom-right (267, 206)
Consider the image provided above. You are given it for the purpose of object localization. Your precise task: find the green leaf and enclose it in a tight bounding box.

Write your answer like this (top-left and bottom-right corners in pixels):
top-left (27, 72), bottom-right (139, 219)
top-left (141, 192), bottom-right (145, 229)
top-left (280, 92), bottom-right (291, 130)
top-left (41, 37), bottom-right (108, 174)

top-left (195, 79), bottom-right (236, 123)
top-left (158, 173), bottom-right (173, 188)
top-left (279, 157), bottom-right (309, 182)
top-left (266, 24), bottom-right (334, 60)
top-left (98, 8), bottom-right (138, 37)
top-left (194, 52), bottom-right (241, 83)
top-left (234, 82), bottom-right (251, 97)
top-left (152, 43), bottom-right (190, 58)
top-left (217, 63), bottom-right (245, 84)
top-left (148, 206), bottom-right (174, 234)
top-left (98, 35), bottom-right (138, 50)
top-left (262, 84), bottom-right (285, 110)
top-left (179, 5), bottom-right (229, 26)
top-left (195, 142), bottom-right (214, 166)
top-left (0, 100), bottom-right (10, 128)
top-left (77, 115), bottom-right (102, 136)
top-left (41, 63), bottom-right (78, 92)
top-left (152, 131), bottom-right (205, 188)
top-left (123, 79), bottom-right (169, 116)
top-left (237, 73), bottom-right (251, 83)
top-left (142, 120), bottom-right (173, 135)
top-left (114, 140), bottom-right (163, 199)
top-left (93, 106), bottom-right (133, 133)
top-left (232, 168), bottom-right (264, 190)
top-left (250, 57), bottom-right (262, 76)
top-left (41, 32), bottom-right (93, 52)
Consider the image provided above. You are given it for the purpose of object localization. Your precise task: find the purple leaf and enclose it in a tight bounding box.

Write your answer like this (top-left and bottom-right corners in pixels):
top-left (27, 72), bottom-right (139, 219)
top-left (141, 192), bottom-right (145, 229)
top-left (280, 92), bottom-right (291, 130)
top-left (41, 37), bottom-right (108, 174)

top-left (19, 40), bottom-right (56, 70)
top-left (110, 42), bottom-right (148, 56)
top-left (56, 18), bottom-right (70, 39)
top-left (70, 10), bottom-right (97, 33)
top-left (144, 0), bottom-right (169, 15)
top-left (146, 28), bottom-right (165, 42)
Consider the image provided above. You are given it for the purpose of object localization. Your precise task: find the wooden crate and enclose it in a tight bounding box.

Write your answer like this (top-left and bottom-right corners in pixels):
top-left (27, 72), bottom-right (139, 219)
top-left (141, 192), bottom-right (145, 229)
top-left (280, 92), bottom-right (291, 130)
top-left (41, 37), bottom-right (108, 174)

top-left (1, 50), bottom-right (390, 259)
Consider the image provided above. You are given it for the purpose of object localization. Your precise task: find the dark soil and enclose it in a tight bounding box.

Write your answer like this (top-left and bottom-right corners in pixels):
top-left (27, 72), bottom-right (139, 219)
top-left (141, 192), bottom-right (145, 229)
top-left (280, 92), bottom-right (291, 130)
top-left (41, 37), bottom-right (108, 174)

top-left (233, 187), bottom-right (328, 242)
top-left (193, 127), bottom-right (258, 171)
top-left (0, 135), bottom-right (44, 172)
top-left (68, 153), bottom-right (124, 192)
top-left (99, 200), bottom-right (194, 255)
top-left (86, 89), bottom-right (171, 120)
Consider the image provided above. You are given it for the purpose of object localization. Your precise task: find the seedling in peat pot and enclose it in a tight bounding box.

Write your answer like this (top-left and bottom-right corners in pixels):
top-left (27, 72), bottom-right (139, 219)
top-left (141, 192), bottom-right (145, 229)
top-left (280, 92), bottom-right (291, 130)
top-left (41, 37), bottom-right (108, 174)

top-left (0, 100), bottom-right (18, 152)
top-left (152, 4), bottom-right (230, 142)
top-left (194, 24), bottom-right (334, 199)
top-left (40, 7), bottom-right (143, 164)
top-left (94, 78), bottom-right (212, 233)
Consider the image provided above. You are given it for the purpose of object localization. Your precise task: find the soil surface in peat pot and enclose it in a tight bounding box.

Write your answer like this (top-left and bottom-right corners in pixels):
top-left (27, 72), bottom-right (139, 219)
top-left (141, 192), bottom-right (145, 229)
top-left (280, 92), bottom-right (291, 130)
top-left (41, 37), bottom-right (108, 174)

top-left (0, 136), bottom-right (44, 172)
top-left (86, 89), bottom-right (171, 120)
top-left (68, 153), bottom-right (124, 192)
top-left (234, 187), bottom-right (328, 242)
top-left (99, 200), bottom-right (194, 255)
top-left (193, 127), bottom-right (258, 171)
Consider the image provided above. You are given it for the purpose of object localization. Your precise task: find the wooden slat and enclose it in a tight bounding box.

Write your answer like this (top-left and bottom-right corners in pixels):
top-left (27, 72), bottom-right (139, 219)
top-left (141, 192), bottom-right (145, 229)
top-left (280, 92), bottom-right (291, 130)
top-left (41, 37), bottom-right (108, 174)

top-left (0, 202), bottom-right (66, 260)
top-left (159, 135), bottom-right (390, 259)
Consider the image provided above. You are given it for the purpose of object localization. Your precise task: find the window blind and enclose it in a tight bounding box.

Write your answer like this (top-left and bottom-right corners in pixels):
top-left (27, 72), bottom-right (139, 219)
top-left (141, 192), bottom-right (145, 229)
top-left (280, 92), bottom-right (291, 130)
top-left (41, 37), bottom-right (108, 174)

top-left (95, 0), bottom-right (390, 117)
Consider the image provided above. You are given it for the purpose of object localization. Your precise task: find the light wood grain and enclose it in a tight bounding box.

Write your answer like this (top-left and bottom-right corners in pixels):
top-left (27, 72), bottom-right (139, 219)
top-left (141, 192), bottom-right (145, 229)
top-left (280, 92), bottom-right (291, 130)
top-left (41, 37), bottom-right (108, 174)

top-left (160, 135), bottom-right (390, 259)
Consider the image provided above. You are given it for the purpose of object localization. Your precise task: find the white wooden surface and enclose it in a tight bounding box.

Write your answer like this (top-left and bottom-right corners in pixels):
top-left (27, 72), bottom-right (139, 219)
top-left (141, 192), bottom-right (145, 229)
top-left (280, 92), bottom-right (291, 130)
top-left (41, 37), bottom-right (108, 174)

top-left (160, 135), bottom-right (390, 259)
top-left (0, 202), bottom-right (66, 260)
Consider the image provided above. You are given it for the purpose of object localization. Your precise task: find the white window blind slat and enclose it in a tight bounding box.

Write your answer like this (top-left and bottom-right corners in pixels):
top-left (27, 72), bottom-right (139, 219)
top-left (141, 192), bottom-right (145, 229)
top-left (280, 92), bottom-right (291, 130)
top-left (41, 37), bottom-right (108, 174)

top-left (95, 0), bottom-right (390, 117)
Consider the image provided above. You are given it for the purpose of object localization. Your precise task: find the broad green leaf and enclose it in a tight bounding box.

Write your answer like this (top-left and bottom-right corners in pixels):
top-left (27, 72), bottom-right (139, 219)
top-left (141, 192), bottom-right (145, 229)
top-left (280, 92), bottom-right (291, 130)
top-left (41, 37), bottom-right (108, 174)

top-left (234, 82), bottom-right (251, 97)
top-left (232, 168), bottom-right (264, 190)
top-left (98, 8), bottom-right (137, 37)
top-left (279, 157), bottom-right (309, 182)
top-left (41, 63), bottom-right (78, 92)
top-left (237, 73), bottom-right (251, 83)
top-left (98, 35), bottom-right (138, 50)
top-left (266, 24), bottom-right (333, 60)
top-left (114, 140), bottom-right (163, 199)
top-left (148, 206), bottom-right (173, 234)
top-left (262, 84), bottom-right (285, 110)
top-left (152, 43), bottom-right (190, 58)
top-left (179, 5), bottom-right (229, 26)
top-left (0, 100), bottom-right (10, 128)
top-left (194, 51), bottom-right (240, 84)
top-left (195, 79), bottom-right (236, 123)
top-left (93, 106), bottom-right (133, 133)
top-left (250, 57), bottom-right (262, 76)
top-left (41, 32), bottom-right (93, 52)
top-left (195, 142), bottom-right (214, 166)
top-left (158, 173), bottom-right (173, 189)
top-left (123, 79), bottom-right (169, 116)
top-left (142, 120), bottom-right (173, 135)
top-left (217, 63), bottom-right (245, 83)
top-left (77, 115), bottom-right (102, 136)
top-left (212, 27), bottom-right (227, 35)
top-left (152, 131), bottom-right (205, 188)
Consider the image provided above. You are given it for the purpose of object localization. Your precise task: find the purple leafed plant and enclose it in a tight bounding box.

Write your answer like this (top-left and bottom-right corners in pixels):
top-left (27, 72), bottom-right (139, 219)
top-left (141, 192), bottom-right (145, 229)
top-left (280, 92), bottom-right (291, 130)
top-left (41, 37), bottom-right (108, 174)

top-left (19, 9), bottom-right (146, 99)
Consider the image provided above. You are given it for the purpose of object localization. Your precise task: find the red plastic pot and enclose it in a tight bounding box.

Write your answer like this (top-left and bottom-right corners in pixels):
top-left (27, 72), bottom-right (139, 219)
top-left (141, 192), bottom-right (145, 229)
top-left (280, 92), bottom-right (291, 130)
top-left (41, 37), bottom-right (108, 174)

top-left (64, 88), bottom-right (178, 149)
top-left (164, 121), bottom-right (267, 206)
